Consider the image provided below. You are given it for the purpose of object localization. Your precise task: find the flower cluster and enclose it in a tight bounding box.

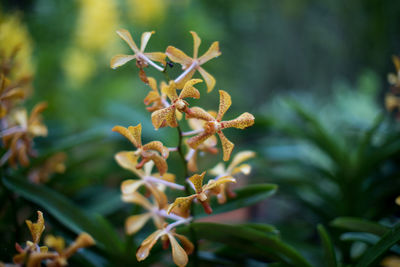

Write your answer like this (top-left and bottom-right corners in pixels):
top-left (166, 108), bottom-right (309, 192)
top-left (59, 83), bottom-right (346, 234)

top-left (111, 29), bottom-right (255, 266)
top-left (1, 211), bottom-right (95, 267)
top-left (0, 12), bottom-right (66, 177)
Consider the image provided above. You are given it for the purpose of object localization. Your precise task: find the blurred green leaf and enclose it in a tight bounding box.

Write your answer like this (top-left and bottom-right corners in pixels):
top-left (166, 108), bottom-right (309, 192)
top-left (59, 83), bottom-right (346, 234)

top-left (331, 217), bottom-right (389, 236)
top-left (3, 176), bottom-right (123, 254)
top-left (317, 224), bottom-right (337, 267)
top-left (340, 232), bottom-right (400, 254)
top-left (195, 184), bottom-right (277, 218)
top-left (355, 222), bottom-right (400, 267)
top-left (179, 222), bottom-right (312, 266)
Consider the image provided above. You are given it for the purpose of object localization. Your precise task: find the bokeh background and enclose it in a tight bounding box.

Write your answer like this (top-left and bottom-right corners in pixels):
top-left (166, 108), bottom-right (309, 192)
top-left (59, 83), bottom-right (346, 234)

top-left (2, 0), bottom-right (400, 266)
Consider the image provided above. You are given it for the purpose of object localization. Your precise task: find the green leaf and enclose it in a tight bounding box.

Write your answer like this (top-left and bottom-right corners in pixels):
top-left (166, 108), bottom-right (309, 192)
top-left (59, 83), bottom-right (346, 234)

top-left (179, 222), bottom-right (312, 267)
top-left (340, 232), bottom-right (400, 255)
top-left (317, 224), bottom-right (337, 267)
top-left (3, 176), bottom-right (123, 254)
top-left (331, 217), bottom-right (389, 236)
top-left (195, 184), bottom-right (277, 218)
top-left (355, 223), bottom-right (400, 267)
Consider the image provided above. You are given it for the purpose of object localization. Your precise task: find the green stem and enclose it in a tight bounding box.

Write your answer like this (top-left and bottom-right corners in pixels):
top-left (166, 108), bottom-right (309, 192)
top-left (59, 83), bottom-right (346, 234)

top-left (176, 125), bottom-right (199, 267)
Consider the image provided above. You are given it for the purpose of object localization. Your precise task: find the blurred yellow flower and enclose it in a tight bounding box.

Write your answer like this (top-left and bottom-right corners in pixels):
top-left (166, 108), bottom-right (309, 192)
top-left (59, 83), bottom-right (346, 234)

top-left (75, 0), bottom-right (118, 52)
top-left (127, 0), bottom-right (167, 26)
top-left (62, 48), bottom-right (95, 87)
top-left (28, 152), bottom-right (67, 183)
top-left (0, 11), bottom-right (34, 80)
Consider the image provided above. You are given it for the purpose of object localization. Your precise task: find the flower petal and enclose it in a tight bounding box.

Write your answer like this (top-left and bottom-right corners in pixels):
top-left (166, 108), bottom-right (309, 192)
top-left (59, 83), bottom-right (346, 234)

top-left (179, 79), bottom-right (202, 99)
top-left (121, 179), bottom-right (145, 195)
top-left (125, 213), bottom-right (152, 235)
top-left (121, 191), bottom-right (153, 210)
top-left (217, 131), bottom-right (234, 161)
top-left (63, 233), bottom-right (95, 259)
top-left (147, 153), bottom-right (168, 176)
top-left (190, 31), bottom-right (201, 59)
top-left (186, 107), bottom-right (215, 121)
top-left (168, 233), bottom-right (189, 267)
top-left (222, 112), bottom-right (255, 129)
top-left (136, 230), bottom-right (164, 261)
top-left (198, 67), bottom-right (216, 93)
top-left (142, 141), bottom-right (169, 158)
top-left (146, 184), bottom-right (168, 209)
top-left (393, 55), bottom-right (400, 72)
top-left (44, 235), bottom-right (65, 254)
top-left (217, 90), bottom-right (231, 121)
top-left (151, 106), bottom-right (177, 129)
top-left (186, 131), bottom-right (214, 149)
top-left (112, 124), bottom-right (142, 148)
top-left (25, 211), bottom-right (45, 244)
top-left (144, 52), bottom-right (167, 65)
top-left (188, 172), bottom-right (206, 193)
top-left (228, 150), bottom-right (256, 171)
top-left (209, 162), bottom-right (225, 176)
top-left (173, 233), bottom-right (194, 255)
top-left (198, 41), bottom-right (221, 65)
top-left (167, 196), bottom-right (195, 218)
top-left (117, 29), bottom-right (139, 53)
top-left (110, 54), bottom-right (136, 69)
top-left (115, 151), bottom-right (142, 176)
top-left (232, 164), bottom-right (252, 175)
top-left (140, 31), bottom-right (155, 52)
top-left (166, 46), bottom-right (192, 66)
top-left (203, 176), bottom-right (236, 191)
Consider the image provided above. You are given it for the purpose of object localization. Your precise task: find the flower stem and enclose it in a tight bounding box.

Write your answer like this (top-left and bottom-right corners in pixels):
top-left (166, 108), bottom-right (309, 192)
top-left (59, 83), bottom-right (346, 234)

top-left (176, 124), bottom-right (199, 267)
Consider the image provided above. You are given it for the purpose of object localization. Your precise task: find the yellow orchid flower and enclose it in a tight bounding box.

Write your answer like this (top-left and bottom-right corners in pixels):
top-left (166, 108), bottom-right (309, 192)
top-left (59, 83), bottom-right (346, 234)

top-left (28, 152), bottom-right (67, 183)
top-left (118, 154), bottom-right (183, 208)
top-left (136, 226), bottom-right (194, 267)
top-left (186, 90), bottom-right (255, 161)
top-left (112, 123), bottom-right (169, 175)
top-left (167, 172), bottom-right (236, 217)
top-left (110, 29), bottom-right (166, 72)
top-left (13, 211), bottom-right (53, 266)
top-left (1, 102), bottom-right (48, 167)
top-left (0, 73), bottom-right (26, 118)
top-left (388, 55), bottom-right (400, 89)
top-left (209, 151), bottom-right (255, 203)
top-left (166, 31), bottom-right (221, 92)
top-left (44, 233), bottom-right (95, 267)
top-left (144, 77), bottom-right (168, 112)
top-left (151, 79), bottom-right (202, 129)
top-left (185, 113), bottom-right (219, 172)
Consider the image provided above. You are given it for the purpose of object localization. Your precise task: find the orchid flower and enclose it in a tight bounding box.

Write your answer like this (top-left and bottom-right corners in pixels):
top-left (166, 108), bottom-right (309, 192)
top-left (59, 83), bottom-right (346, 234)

top-left (186, 90), bottom-right (254, 161)
top-left (166, 31), bottom-right (221, 92)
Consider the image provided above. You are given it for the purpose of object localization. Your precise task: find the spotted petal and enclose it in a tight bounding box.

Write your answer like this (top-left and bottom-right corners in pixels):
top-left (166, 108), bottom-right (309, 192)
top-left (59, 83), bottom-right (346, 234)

top-left (151, 106), bottom-right (177, 129)
top-left (222, 112), bottom-right (255, 129)
top-left (217, 90), bottom-right (231, 121)
top-left (203, 176), bottom-right (236, 191)
top-left (186, 107), bottom-right (215, 121)
top-left (187, 131), bottom-right (214, 149)
top-left (147, 153), bottom-right (168, 176)
top-left (112, 124), bottom-right (142, 148)
top-left (179, 79), bottom-right (202, 99)
top-left (188, 172), bottom-right (206, 193)
top-left (143, 141), bottom-right (169, 158)
top-left (217, 131), bottom-right (234, 161)
top-left (26, 211), bottom-right (45, 244)
top-left (167, 196), bottom-right (196, 218)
